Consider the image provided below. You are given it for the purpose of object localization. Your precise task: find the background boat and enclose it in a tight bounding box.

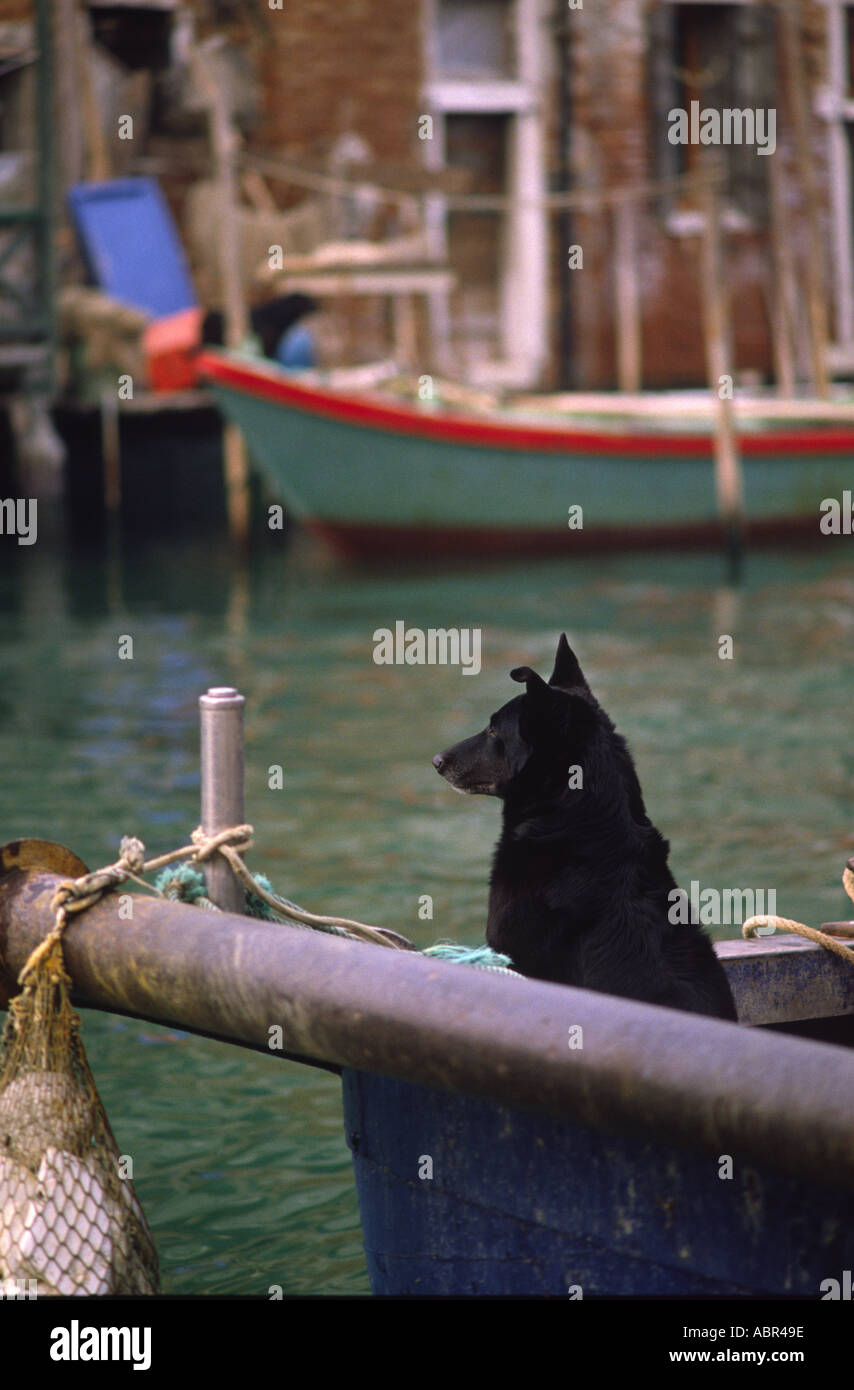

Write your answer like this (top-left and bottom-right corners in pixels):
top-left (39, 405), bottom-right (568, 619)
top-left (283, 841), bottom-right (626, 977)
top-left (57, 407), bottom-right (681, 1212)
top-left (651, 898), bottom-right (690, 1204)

top-left (199, 349), bottom-right (854, 560)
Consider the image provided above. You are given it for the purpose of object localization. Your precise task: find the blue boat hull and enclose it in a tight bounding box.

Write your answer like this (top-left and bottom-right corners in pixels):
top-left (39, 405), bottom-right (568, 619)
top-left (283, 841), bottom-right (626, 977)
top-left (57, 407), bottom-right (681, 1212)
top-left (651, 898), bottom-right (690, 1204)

top-left (343, 1069), bottom-right (854, 1296)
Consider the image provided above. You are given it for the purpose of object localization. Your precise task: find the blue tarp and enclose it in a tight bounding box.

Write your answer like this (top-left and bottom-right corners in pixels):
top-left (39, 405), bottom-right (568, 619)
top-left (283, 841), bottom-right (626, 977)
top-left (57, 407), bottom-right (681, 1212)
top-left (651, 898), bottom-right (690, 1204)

top-left (68, 177), bottom-right (197, 319)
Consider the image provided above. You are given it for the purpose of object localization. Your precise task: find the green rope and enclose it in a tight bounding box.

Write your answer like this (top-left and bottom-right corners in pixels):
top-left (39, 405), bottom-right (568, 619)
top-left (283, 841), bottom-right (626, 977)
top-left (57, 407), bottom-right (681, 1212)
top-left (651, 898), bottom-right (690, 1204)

top-left (153, 863), bottom-right (519, 973)
top-left (155, 864), bottom-right (218, 911)
top-left (422, 942), bottom-right (518, 974)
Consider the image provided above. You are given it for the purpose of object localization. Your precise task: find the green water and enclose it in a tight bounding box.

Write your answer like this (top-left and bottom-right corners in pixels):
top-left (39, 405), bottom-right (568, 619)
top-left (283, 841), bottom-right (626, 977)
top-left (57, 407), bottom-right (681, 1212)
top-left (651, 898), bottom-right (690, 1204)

top-left (2, 533), bottom-right (854, 1293)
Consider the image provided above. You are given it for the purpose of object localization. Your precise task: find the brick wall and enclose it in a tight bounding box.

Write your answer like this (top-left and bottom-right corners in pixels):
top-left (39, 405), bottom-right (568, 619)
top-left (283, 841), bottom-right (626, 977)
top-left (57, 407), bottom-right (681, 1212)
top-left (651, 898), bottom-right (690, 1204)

top-left (254, 1), bottom-right (422, 163)
top-left (183, 0), bottom-right (423, 169)
top-left (559, 0), bottom-right (832, 388)
top-left (180, 0), bottom-right (425, 360)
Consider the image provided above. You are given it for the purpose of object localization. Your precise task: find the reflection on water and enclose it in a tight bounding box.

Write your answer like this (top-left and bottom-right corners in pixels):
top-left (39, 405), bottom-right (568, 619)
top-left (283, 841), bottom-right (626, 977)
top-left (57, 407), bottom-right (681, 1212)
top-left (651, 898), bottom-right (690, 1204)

top-left (1, 532), bottom-right (853, 1291)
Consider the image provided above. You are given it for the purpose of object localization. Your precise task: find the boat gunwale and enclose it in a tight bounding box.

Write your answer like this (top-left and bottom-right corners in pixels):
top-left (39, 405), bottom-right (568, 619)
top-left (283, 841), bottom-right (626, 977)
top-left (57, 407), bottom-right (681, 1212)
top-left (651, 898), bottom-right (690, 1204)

top-left (197, 350), bottom-right (854, 458)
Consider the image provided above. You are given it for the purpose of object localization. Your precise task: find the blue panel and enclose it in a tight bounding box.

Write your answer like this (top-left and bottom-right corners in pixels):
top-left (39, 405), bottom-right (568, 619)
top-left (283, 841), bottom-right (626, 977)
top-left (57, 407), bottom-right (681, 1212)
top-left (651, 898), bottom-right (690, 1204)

top-left (68, 178), bottom-right (197, 318)
top-left (342, 1069), bottom-right (854, 1296)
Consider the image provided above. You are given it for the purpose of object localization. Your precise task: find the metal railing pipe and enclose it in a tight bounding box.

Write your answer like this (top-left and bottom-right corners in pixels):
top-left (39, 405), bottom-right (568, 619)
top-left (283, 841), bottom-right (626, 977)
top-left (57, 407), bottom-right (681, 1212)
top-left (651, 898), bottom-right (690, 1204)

top-left (3, 859), bottom-right (854, 1191)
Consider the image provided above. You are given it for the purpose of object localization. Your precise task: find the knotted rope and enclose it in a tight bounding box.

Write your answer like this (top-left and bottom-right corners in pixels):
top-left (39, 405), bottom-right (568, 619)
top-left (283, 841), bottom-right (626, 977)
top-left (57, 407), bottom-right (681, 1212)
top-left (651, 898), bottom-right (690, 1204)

top-left (18, 825), bottom-right (517, 978)
top-left (184, 827), bottom-right (416, 949)
top-left (21, 836), bottom-right (151, 985)
top-left (742, 858), bottom-right (854, 965)
top-left (18, 826), bottom-right (422, 991)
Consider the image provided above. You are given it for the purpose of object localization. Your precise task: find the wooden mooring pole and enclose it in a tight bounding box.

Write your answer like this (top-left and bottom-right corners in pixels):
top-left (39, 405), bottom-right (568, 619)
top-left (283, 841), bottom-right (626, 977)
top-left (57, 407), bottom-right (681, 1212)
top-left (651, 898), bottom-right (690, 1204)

top-left (699, 181), bottom-right (745, 584)
top-left (613, 201), bottom-right (642, 393)
top-left (100, 387), bottom-right (121, 516)
top-left (779, 0), bottom-right (830, 399)
top-left (767, 150), bottom-right (798, 397)
top-left (192, 43), bottom-right (251, 549)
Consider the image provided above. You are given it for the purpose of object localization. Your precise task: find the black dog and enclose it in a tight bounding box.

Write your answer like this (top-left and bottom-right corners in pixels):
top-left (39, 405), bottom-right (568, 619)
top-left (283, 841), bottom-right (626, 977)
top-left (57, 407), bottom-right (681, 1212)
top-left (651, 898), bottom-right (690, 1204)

top-left (433, 635), bottom-right (737, 1021)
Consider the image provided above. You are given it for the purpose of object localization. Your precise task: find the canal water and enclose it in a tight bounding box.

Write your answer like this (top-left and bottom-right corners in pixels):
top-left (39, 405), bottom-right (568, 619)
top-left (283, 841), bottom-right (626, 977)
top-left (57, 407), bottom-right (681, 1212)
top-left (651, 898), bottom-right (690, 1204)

top-left (1, 532), bottom-right (853, 1293)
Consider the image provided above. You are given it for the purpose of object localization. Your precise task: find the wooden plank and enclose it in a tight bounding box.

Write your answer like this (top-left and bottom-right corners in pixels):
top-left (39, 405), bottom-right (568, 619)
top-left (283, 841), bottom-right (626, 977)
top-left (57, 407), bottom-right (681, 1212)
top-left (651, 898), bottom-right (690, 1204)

top-left (73, 5), bottom-right (110, 182)
top-left (268, 236), bottom-right (437, 272)
top-left (271, 269), bottom-right (455, 297)
top-left (717, 934), bottom-right (854, 1026)
top-left (511, 390), bottom-right (854, 421)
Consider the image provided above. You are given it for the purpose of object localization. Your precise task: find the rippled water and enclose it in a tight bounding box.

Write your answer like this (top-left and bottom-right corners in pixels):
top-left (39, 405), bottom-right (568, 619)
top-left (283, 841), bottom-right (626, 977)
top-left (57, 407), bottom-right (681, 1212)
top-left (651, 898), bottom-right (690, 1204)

top-left (1, 532), bottom-right (853, 1292)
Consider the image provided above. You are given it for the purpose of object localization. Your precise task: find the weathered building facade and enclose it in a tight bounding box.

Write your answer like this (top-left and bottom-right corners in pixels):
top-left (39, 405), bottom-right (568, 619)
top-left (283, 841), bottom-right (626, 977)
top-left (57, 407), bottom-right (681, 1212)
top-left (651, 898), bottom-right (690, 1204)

top-left (161, 0), bottom-right (848, 391)
top-left (563, 0), bottom-right (835, 390)
top-left (2, 0), bottom-right (847, 391)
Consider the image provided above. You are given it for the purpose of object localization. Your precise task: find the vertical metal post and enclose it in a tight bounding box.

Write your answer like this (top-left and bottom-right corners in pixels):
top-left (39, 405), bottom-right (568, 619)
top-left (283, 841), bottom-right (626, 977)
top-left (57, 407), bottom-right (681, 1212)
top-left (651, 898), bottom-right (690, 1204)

top-left (199, 687), bottom-right (246, 914)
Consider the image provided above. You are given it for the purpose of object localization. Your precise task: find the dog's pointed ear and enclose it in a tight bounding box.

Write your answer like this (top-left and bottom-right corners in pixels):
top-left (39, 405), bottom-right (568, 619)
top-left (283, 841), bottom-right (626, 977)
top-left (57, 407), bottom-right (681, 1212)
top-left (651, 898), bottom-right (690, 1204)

top-left (549, 634), bottom-right (590, 692)
top-left (510, 666), bottom-right (551, 701)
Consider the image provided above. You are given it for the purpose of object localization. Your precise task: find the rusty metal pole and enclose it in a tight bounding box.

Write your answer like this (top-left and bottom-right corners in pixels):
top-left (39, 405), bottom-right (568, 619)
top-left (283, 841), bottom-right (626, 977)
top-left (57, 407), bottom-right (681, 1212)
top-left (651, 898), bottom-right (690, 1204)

top-left (4, 855), bottom-right (854, 1191)
top-left (199, 686), bottom-right (245, 914)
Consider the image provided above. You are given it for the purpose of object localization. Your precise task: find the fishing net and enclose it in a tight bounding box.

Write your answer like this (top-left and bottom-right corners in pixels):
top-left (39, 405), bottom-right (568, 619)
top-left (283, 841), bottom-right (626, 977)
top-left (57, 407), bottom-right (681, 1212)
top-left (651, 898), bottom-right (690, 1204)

top-left (0, 937), bottom-right (159, 1295)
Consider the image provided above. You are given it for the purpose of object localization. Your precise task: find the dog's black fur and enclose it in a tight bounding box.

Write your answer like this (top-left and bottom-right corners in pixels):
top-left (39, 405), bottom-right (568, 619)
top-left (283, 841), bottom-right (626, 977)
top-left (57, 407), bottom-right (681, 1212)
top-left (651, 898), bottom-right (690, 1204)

top-left (433, 635), bottom-right (737, 1020)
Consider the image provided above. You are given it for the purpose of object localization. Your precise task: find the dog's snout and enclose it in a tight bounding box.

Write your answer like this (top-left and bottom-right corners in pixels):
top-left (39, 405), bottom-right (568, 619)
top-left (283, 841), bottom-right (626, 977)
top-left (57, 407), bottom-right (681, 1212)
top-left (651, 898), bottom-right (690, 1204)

top-left (432, 753), bottom-right (445, 772)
